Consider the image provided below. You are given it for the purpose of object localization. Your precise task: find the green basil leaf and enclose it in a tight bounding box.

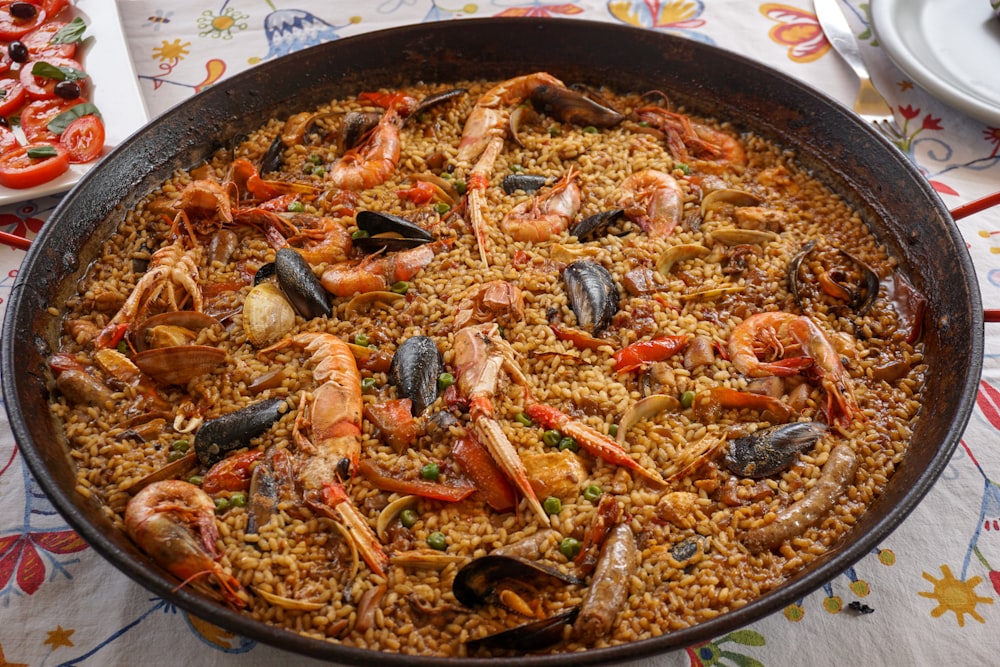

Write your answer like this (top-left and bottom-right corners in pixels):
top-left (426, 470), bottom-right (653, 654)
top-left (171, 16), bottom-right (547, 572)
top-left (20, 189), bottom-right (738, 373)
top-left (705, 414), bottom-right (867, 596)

top-left (29, 62), bottom-right (87, 82)
top-left (50, 17), bottom-right (87, 45)
top-left (47, 103), bottom-right (102, 135)
top-left (26, 146), bottom-right (59, 159)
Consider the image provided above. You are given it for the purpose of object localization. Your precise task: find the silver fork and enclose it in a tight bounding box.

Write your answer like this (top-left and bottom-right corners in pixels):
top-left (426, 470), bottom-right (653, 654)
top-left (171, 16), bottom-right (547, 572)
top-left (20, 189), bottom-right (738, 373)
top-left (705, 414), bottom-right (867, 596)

top-left (814, 0), bottom-right (904, 142)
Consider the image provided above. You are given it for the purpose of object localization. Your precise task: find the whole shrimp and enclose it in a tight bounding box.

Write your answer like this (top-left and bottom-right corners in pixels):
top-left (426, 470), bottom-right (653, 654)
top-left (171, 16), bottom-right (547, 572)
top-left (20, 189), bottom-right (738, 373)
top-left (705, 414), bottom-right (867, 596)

top-left (614, 169), bottom-right (684, 238)
top-left (458, 72), bottom-right (565, 265)
top-left (261, 333), bottom-right (389, 576)
top-left (500, 167), bottom-right (582, 242)
top-left (125, 480), bottom-right (248, 609)
top-left (728, 311), bottom-right (859, 425)
top-left (633, 104), bottom-right (747, 174)
top-left (453, 323), bottom-right (548, 522)
top-left (320, 238), bottom-right (452, 298)
top-left (94, 239), bottom-right (204, 349)
top-left (326, 92), bottom-right (417, 191)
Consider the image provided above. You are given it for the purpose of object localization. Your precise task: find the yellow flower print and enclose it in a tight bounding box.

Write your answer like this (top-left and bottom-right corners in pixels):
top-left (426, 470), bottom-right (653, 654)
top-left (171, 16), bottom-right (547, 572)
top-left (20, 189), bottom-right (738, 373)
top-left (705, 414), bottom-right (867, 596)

top-left (153, 39), bottom-right (190, 62)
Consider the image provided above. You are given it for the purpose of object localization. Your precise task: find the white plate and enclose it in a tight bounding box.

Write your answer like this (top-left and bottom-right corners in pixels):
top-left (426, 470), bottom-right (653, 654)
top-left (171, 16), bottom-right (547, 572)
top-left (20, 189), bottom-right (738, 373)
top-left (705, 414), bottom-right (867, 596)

top-left (0, 0), bottom-right (149, 207)
top-left (871, 0), bottom-right (1000, 126)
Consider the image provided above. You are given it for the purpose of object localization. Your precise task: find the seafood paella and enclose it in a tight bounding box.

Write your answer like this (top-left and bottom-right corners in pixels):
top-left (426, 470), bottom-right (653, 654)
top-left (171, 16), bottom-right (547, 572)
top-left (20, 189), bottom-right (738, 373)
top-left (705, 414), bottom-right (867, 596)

top-left (47, 72), bottom-right (926, 656)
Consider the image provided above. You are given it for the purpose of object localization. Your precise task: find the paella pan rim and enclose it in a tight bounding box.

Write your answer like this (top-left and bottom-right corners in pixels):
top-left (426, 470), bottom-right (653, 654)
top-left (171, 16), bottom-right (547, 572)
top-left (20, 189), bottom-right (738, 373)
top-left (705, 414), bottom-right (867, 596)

top-left (1, 17), bottom-right (983, 665)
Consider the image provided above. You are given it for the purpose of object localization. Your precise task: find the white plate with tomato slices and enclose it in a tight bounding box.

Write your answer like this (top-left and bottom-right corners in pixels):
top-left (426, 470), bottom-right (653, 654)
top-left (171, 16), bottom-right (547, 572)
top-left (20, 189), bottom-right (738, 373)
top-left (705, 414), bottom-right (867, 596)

top-left (0, 0), bottom-right (148, 205)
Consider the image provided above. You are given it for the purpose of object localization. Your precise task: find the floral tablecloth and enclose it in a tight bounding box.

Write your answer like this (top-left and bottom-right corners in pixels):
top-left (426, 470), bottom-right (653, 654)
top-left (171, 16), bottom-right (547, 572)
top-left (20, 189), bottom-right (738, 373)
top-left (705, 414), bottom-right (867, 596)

top-left (1, 1), bottom-right (999, 665)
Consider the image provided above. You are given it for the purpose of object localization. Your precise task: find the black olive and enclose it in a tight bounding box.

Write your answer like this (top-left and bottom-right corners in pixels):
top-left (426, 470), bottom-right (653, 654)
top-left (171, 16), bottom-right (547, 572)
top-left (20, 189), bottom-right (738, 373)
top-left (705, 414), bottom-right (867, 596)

top-left (9, 2), bottom-right (38, 20)
top-left (54, 80), bottom-right (81, 100)
top-left (8, 41), bottom-right (27, 63)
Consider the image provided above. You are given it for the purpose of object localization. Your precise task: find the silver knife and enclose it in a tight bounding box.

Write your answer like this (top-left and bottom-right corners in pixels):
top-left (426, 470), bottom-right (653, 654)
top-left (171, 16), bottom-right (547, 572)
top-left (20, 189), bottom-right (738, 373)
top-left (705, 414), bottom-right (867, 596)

top-left (814, 0), bottom-right (896, 124)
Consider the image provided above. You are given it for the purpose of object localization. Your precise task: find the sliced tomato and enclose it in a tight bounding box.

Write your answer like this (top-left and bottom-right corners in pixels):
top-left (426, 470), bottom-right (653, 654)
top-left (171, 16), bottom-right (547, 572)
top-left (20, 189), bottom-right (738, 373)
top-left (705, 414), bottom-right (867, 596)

top-left (0, 44), bottom-right (11, 74)
top-left (22, 21), bottom-right (76, 59)
top-left (58, 113), bottom-right (103, 163)
top-left (0, 2), bottom-right (46, 41)
top-left (19, 55), bottom-right (84, 99)
top-left (26, 0), bottom-right (68, 18)
top-left (0, 142), bottom-right (69, 188)
top-left (0, 76), bottom-right (25, 115)
top-left (0, 124), bottom-right (17, 152)
top-left (20, 96), bottom-right (76, 142)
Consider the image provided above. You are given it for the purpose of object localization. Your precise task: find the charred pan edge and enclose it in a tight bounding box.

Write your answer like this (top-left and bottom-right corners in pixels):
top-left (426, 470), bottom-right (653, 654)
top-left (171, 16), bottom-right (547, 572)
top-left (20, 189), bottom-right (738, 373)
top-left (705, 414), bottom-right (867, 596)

top-left (1, 17), bottom-right (982, 667)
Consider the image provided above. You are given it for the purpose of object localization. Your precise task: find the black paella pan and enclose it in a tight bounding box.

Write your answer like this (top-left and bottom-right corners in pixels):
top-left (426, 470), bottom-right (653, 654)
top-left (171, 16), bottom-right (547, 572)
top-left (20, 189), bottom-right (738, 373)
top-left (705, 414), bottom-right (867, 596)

top-left (0, 17), bottom-right (983, 666)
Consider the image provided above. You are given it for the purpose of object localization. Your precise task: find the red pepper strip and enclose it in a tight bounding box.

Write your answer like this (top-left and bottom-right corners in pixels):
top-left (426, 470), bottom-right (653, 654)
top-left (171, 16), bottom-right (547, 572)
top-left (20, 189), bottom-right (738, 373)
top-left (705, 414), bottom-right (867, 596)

top-left (357, 459), bottom-right (476, 503)
top-left (203, 449), bottom-right (265, 494)
top-left (47, 353), bottom-right (85, 374)
top-left (613, 335), bottom-right (691, 373)
top-left (550, 324), bottom-right (607, 351)
top-left (363, 399), bottom-right (418, 453)
top-left (451, 434), bottom-right (517, 513)
top-left (397, 180), bottom-right (437, 205)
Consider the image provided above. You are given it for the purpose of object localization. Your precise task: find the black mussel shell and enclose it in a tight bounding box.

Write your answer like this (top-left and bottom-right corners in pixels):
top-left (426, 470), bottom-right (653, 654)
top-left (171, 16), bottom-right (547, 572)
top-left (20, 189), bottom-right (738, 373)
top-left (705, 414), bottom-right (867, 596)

top-left (501, 173), bottom-right (548, 195)
top-left (260, 134), bottom-right (284, 174)
top-left (453, 555), bottom-right (585, 608)
top-left (389, 336), bottom-right (443, 416)
top-left (354, 210), bottom-right (434, 254)
top-left (195, 397), bottom-right (286, 466)
top-left (465, 607), bottom-right (580, 653)
top-left (529, 84), bottom-right (624, 128)
top-left (408, 87), bottom-right (467, 122)
top-left (339, 111), bottom-right (381, 153)
top-left (563, 260), bottom-right (619, 335)
top-left (724, 422), bottom-right (827, 479)
top-left (569, 209), bottom-right (626, 241)
top-left (275, 248), bottom-right (331, 319)
top-left (253, 262), bottom-right (276, 285)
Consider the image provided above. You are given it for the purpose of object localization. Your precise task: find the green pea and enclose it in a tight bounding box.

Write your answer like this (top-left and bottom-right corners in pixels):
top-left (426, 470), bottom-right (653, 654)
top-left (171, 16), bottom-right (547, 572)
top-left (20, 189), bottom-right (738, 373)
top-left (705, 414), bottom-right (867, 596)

top-left (608, 424), bottom-right (618, 437)
top-left (187, 475), bottom-right (204, 486)
top-left (676, 163), bottom-right (691, 175)
top-left (307, 154), bottom-right (323, 165)
top-left (680, 390), bottom-right (696, 409)
top-left (229, 492), bottom-right (248, 508)
top-left (427, 531), bottom-right (447, 551)
top-left (171, 439), bottom-right (190, 452)
top-left (116, 340), bottom-right (128, 354)
top-left (361, 377), bottom-right (377, 392)
top-left (437, 372), bottom-right (455, 391)
top-left (559, 536), bottom-right (582, 560)
top-left (514, 412), bottom-right (533, 427)
top-left (542, 429), bottom-right (561, 448)
top-left (351, 229), bottom-right (370, 240)
top-left (583, 126), bottom-right (598, 134)
top-left (390, 281), bottom-right (409, 294)
top-left (400, 508), bottom-right (418, 529)
top-left (354, 333), bottom-right (369, 347)
top-left (312, 167), bottom-right (326, 177)
top-left (434, 202), bottom-right (450, 214)
top-left (558, 437), bottom-right (578, 453)
top-left (301, 164), bottom-right (315, 175)
top-left (583, 484), bottom-right (603, 502)
top-left (214, 497), bottom-right (230, 513)
top-left (548, 126), bottom-right (561, 137)
top-left (543, 496), bottom-right (562, 515)
top-left (454, 180), bottom-right (467, 195)
top-left (287, 200), bottom-right (305, 213)
top-left (510, 164), bottom-right (524, 173)
top-left (167, 449), bottom-right (187, 462)
top-left (420, 462), bottom-right (440, 481)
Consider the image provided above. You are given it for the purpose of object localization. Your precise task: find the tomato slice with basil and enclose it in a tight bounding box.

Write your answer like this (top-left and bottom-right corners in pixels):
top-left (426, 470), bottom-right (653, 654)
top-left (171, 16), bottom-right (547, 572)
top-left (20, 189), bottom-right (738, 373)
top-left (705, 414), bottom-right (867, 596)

top-left (0, 76), bottom-right (25, 115)
top-left (22, 21), bottom-right (76, 59)
top-left (0, 124), bottom-right (17, 152)
top-left (59, 113), bottom-right (103, 163)
top-left (19, 55), bottom-right (84, 100)
top-left (20, 96), bottom-right (76, 142)
top-left (0, 142), bottom-right (69, 189)
top-left (0, 1), bottom-right (46, 41)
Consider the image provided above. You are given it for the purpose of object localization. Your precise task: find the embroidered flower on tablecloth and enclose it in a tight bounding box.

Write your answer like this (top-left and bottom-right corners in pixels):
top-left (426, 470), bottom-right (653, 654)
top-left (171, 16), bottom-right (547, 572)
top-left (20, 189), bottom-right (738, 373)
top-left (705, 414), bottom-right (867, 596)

top-left (198, 7), bottom-right (250, 40)
top-left (919, 564), bottom-right (993, 626)
top-left (607, 0), bottom-right (708, 39)
top-left (760, 3), bottom-right (827, 63)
